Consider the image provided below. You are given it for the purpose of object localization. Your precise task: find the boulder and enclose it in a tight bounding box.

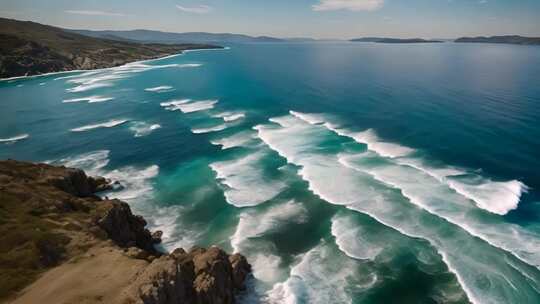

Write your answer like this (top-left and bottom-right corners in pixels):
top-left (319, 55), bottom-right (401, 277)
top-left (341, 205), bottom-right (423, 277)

top-left (98, 200), bottom-right (157, 254)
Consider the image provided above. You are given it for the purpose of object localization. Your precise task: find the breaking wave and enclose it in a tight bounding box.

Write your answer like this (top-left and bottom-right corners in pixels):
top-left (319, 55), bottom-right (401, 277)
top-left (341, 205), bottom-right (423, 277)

top-left (176, 100), bottom-right (218, 113)
top-left (0, 134), bottom-right (29, 144)
top-left (70, 119), bottom-right (129, 132)
top-left (144, 85), bottom-right (174, 93)
top-left (62, 95), bottom-right (114, 104)
top-left (191, 124), bottom-right (228, 134)
top-left (210, 151), bottom-right (286, 207)
top-left (255, 112), bottom-right (540, 304)
top-left (130, 121), bottom-right (161, 137)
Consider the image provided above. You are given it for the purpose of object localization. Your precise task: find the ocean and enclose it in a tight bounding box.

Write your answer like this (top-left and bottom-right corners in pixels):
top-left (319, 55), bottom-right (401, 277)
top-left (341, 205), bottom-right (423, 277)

top-left (1, 42), bottom-right (540, 303)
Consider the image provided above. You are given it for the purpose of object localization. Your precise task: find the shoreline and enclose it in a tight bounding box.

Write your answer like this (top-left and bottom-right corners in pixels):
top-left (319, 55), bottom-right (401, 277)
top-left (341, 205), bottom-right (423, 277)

top-left (0, 46), bottom-right (230, 82)
top-left (1, 159), bottom-right (251, 303)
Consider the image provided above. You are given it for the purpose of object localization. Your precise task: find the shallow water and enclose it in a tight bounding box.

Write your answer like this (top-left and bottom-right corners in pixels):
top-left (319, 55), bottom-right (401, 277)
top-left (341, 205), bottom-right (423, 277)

top-left (1, 43), bottom-right (540, 303)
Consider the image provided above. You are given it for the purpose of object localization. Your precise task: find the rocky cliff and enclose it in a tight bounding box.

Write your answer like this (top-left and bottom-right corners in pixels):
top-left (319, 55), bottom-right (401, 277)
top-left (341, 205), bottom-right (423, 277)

top-left (0, 160), bottom-right (251, 303)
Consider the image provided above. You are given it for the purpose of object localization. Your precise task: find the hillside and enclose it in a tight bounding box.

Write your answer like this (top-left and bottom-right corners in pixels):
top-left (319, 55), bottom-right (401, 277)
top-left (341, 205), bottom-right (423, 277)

top-left (0, 160), bottom-right (251, 303)
top-left (69, 29), bottom-right (285, 44)
top-left (351, 37), bottom-right (443, 43)
top-left (455, 35), bottom-right (540, 45)
top-left (0, 18), bottom-right (221, 78)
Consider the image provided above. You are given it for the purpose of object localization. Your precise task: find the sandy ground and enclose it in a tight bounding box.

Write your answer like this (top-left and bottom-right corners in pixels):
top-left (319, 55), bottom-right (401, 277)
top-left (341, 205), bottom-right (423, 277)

top-left (10, 244), bottom-right (149, 304)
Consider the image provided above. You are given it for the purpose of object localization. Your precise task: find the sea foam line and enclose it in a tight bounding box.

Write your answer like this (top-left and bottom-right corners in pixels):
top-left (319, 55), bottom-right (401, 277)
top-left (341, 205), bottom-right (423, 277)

top-left (0, 46), bottom-right (226, 82)
top-left (62, 95), bottom-right (114, 104)
top-left (177, 100), bottom-right (219, 113)
top-left (210, 151), bottom-right (286, 207)
top-left (144, 85), bottom-right (174, 93)
top-left (0, 134), bottom-right (29, 143)
top-left (313, 109), bottom-right (540, 270)
top-left (70, 119), bottom-right (129, 132)
top-left (191, 124), bottom-right (228, 134)
top-left (291, 110), bottom-right (528, 216)
top-left (290, 110), bottom-right (414, 158)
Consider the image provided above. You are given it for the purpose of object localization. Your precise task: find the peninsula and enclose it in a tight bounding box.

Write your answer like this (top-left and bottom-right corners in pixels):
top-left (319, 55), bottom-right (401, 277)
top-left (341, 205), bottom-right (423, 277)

top-left (0, 18), bottom-right (222, 78)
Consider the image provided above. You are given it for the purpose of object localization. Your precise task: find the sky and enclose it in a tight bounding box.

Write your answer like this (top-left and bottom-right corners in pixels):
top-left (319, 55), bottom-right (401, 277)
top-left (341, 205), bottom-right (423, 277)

top-left (1, 0), bottom-right (539, 39)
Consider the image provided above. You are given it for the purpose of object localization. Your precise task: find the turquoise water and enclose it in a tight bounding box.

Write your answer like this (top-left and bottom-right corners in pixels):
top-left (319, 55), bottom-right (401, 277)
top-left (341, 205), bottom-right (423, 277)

top-left (1, 43), bottom-right (540, 303)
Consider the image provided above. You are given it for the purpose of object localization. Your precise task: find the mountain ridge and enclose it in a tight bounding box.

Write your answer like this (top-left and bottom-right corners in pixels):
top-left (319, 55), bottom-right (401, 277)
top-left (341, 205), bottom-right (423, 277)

top-left (0, 18), bottom-right (221, 78)
top-left (68, 28), bottom-right (287, 44)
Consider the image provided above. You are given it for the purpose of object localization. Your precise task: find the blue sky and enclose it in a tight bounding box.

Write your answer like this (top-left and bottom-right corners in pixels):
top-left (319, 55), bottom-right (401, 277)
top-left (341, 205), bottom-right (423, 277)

top-left (1, 0), bottom-right (539, 38)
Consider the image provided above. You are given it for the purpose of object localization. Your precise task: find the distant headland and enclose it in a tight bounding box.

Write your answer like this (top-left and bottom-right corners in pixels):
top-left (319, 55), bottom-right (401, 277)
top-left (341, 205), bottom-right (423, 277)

top-left (0, 18), bottom-right (222, 79)
top-left (454, 35), bottom-right (540, 45)
top-left (350, 37), bottom-right (444, 43)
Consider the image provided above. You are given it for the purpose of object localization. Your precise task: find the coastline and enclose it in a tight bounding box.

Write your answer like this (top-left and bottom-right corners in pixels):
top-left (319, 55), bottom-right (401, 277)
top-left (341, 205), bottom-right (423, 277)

top-left (0, 46), bottom-right (230, 82)
top-left (0, 159), bottom-right (251, 303)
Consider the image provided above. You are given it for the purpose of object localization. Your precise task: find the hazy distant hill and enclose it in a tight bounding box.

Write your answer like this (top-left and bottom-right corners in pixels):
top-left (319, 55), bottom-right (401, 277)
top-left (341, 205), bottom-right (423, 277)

top-left (351, 37), bottom-right (443, 43)
top-left (0, 18), bottom-right (220, 78)
top-left (455, 35), bottom-right (540, 45)
top-left (69, 29), bottom-right (286, 44)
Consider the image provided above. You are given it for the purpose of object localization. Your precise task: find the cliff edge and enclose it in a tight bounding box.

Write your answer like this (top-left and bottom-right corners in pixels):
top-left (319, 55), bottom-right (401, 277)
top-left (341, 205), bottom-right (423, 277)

top-left (0, 160), bottom-right (251, 304)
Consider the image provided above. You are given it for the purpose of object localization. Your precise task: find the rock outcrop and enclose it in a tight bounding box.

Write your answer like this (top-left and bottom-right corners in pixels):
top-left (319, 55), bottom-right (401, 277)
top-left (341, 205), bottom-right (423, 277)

top-left (0, 159), bottom-right (251, 303)
top-left (98, 200), bottom-right (157, 254)
top-left (131, 247), bottom-right (251, 304)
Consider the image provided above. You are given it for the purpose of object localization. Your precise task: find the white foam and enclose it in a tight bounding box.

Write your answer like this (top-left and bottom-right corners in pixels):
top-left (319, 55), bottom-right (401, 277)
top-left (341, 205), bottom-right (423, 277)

top-left (331, 214), bottom-right (383, 260)
top-left (177, 63), bottom-right (203, 68)
top-left (191, 124), bottom-right (228, 134)
top-left (54, 71), bottom-right (100, 81)
top-left (56, 150), bottom-right (110, 176)
top-left (144, 85), bottom-right (174, 93)
top-left (39, 82), bottom-right (46, 86)
top-left (62, 95), bottom-right (114, 104)
top-left (176, 100), bottom-right (218, 113)
top-left (289, 110), bottom-right (326, 125)
top-left (231, 200), bottom-right (308, 253)
top-left (210, 130), bottom-right (257, 150)
top-left (267, 242), bottom-right (368, 304)
top-left (210, 151), bottom-right (286, 207)
top-left (104, 165), bottom-right (159, 202)
top-left (213, 112), bottom-right (246, 122)
top-left (0, 48), bottom-right (210, 82)
top-left (396, 158), bottom-right (465, 182)
top-left (256, 112), bottom-right (540, 304)
top-left (0, 134), bottom-right (29, 143)
top-left (290, 110), bottom-right (414, 158)
top-left (341, 154), bottom-right (540, 268)
top-left (114, 62), bottom-right (201, 74)
top-left (159, 99), bottom-right (191, 111)
top-left (447, 177), bottom-right (526, 215)
top-left (67, 82), bottom-right (113, 93)
top-left (130, 121), bottom-right (161, 137)
top-left (70, 119), bottom-right (129, 132)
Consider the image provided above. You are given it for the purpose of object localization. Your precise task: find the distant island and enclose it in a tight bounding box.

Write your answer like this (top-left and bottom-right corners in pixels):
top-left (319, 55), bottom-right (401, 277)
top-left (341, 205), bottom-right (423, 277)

top-left (0, 18), bottom-right (222, 79)
top-left (455, 35), bottom-right (540, 45)
top-left (351, 37), bottom-right (444, 43)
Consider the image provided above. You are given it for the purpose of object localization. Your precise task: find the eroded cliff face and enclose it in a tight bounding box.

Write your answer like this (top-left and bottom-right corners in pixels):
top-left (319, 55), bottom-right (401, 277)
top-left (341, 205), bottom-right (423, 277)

top-left (0, 160), bottom-right (251, 303)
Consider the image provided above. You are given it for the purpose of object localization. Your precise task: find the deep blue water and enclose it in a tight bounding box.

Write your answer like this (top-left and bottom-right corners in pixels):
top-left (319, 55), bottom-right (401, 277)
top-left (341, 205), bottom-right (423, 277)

top-left (1, 42), bottom-right (540, 303)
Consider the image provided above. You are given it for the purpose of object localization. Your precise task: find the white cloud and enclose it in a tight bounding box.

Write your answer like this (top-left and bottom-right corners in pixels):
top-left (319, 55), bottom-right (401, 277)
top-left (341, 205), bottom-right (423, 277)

top-left (64, 10), bottom-right (127, 17)
top-left (175, 4), bottom-right (212, 14)
top-left (313, 0), bottom-right (384, 11)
